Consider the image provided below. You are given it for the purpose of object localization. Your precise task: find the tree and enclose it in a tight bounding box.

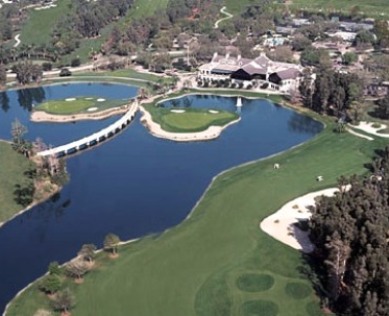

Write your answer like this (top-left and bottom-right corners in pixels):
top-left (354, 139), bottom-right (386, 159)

top-left (308, 149), bottom-right (389, 315)
top-left (51, 288), bottom-right (76, 314)
top-left (377, 92), bottom-right (389, 119)
top-left (39, 275), bottom-right (61, 294)
top-left (48, 261), bottom-right (61, 275)
top-left (342, 52), bottom-right (358, 66)
top-left (11, 118), bottom-right (31, 157)
top-left (103, 233), bottom-right (120, 255)
top-left (0, 63), bottom-right (6, 87)
top-left (65, 260), bottom-right (89, 280)
top-left (78, 244), bottom-right (96, 262)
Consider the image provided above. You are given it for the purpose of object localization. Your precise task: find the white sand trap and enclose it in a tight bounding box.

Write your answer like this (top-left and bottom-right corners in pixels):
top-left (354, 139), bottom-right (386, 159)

top-left (350, 121), bottom-right (389, 138)
top-left (85, 97), bottom-right (94, 100)
top-left (171, 109), bottom-right (185, 113)
top-left (65, 98), bottom-right (76, 101)
top-left (87, 107), bottom-right (98, 112)
top-left (260, 186), bottom-right (350, 253)
top-left (209, 110), bottom-right (219, 114)
top-left (97, 98), bottom-right (106, 102)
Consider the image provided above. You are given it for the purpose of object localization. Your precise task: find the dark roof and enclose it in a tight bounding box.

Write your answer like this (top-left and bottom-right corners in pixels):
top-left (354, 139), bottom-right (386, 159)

top-left (273, 68), bottom-right (300, 80)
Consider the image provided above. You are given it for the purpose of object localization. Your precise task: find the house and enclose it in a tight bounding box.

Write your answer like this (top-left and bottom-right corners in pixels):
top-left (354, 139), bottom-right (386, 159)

top-left (198, 53), bottom-right (303, 93)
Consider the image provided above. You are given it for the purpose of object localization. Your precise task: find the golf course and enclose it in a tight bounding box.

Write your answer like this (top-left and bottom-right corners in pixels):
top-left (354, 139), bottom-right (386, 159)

top-left (5, 104), bottom-right (386, 315)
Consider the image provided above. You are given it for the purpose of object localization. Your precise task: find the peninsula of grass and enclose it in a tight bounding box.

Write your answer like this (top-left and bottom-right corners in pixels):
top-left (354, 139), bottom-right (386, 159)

top-left (34, 97), bottom-right (130, 115)
top-left (143, 104), bottom-right (239, 132)
top-left (0, 142), bottom-right (35, 225)
top-left (7, 111), bottom-right (386, 315)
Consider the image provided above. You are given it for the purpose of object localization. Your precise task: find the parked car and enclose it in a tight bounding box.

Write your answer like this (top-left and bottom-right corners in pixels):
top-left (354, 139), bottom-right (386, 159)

top-left (59, 68), bottom-right (72, 77)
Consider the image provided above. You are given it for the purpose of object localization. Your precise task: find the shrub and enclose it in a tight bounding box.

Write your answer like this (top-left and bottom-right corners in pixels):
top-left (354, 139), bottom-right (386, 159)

top-left (42, 63), bottom-right (52, 71)
top-left (70, 58), bottom-right (81, 67)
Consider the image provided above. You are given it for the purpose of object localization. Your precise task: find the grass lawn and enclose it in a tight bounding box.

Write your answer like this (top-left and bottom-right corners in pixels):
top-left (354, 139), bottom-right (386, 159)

top-left (6, 108), bottom-right (387, 315)
top-left (123, 0), bottom-right (170, 21)
top-left (144, 104), bottom-right (239, 132)
top-left (34, 97), bottom-right (129, 115)
top-left (74, 68), bottom-right (172, 84)
top-left (225, 0), bottom-right (389, 16)
top-left (0, 142), bottom-right (35, 224)
top-left (19, 0), bottom-right (72, 46)
top-left (286, 0), bottom-right (389, 17)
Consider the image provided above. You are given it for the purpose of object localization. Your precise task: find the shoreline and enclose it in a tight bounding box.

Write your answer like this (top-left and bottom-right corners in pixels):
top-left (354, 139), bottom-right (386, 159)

top-left (139, 105), bottom-right (241, 142)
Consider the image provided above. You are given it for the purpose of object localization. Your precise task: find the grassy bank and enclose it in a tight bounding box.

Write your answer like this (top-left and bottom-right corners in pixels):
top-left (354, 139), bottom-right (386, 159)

top-left (6, 110), bottom-right (386, 315)
top-left (144, 104), bottom-right (239, 132)
top-left (0, 142), bottom-right (35, 224)
top-left (73, 68), bottom-right (172, 84)
top-left (35, 97), bottom-right (129, 115)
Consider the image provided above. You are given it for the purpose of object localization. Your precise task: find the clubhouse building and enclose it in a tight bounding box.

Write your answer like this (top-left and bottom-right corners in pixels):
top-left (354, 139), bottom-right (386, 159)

top-left (198, 52), bottom-right (303, 93)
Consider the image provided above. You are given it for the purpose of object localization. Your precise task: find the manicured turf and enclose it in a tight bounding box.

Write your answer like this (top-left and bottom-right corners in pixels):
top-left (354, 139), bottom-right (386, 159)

top-left (125, 0), bottom-right (170, 20)
top-left (20, 0), bottom-right (72, 45)
top-left (162, 109), bottom-right (238, 131)
top-left (289, 0), bottom-right (389, 16)
top-left (236, 273), bottom-right (275, 292)
top-left (74, 68), bottom-right (172, 84)
top-left (144, 104), bottom-right (239, 132)
top-left (240, 300), bottom-right (279, 316)
top-left (7, 106), bottom-right (385, 315)
top-left (0, 142), bottom-right (35, 224)
top-left (285, 282), bottom-right (312, 299)
top-left (34, 97), bottom-right (129, 115)
top-left (225, 0), bottom-right (389, 16)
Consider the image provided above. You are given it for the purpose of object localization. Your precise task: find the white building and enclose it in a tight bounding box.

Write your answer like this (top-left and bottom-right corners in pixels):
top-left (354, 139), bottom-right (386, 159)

top-left (198, 53), bottom-right (303, 93)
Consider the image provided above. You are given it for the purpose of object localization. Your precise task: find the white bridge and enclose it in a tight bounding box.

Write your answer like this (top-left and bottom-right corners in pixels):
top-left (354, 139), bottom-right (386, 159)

top-left (37, 102), bottom-right (139, 157)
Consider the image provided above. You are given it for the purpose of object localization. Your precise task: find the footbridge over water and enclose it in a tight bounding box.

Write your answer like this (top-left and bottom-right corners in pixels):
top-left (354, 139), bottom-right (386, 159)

top-left (37, 102), bottom-right (139, 157)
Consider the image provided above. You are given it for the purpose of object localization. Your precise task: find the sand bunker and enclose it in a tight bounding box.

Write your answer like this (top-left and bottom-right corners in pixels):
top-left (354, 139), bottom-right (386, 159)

top-left (97, 98), bottom-right (106, 102)
top-left (65, 98), bottom-right (76, 101)
top-left (350, 121), bottom-right (389, 138)
top-left (87, 107), bottom-right (98, 112)
top-left (260, 187), bottom-right (350, 253)
top-left (171, 109), bottom-right (185, 113)
top-left (209, 110), bottom-right (219, 114)
top-left (85, 97), bottom-right (93, 100)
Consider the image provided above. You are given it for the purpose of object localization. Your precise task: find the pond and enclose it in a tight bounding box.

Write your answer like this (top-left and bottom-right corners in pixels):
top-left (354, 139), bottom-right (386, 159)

top-left (0, 83), bottom-right (322, 313)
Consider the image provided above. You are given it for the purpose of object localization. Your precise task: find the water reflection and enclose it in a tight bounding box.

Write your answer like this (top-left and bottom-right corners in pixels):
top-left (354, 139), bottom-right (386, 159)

top-left (16, 87), bottom-right (46, 111)
top-left (0, 92), bottom-right (9, 113)
top-left (288, 112), bottom-right (322, 134)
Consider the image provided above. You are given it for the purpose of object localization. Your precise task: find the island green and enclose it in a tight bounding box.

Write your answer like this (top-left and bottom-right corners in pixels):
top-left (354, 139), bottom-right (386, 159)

top-left (143, 104), bottom-right (239, 132)
top-left (35, 97), bottom-right (130, 115)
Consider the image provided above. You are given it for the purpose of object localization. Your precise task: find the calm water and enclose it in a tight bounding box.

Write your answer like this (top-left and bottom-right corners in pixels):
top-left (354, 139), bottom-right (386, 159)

top-left (0, 83), bottom-right (322, 313)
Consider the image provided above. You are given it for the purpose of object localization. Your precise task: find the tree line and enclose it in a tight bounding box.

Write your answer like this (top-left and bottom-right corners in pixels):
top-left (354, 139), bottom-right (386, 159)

top-left (308, 147), bottom-right (389, 315)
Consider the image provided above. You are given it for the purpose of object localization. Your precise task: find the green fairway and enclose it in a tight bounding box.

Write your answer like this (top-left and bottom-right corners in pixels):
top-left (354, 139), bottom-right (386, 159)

top-left (225, 0), bottom-right (389, 16)
top-left (34, 97), bottom-right (129, 115)
top-left (74, 68), bottom-right (172, 84)
top-left (125, 0), bottom-right (170, 20)
top-left (20, 0), bottom-right (72, 45)
top-left (290, 0), bottom-right (389, 16)
top-left (144, 104), bottom-right (239, 132)
top-left (0, 142), bottom-right (35, 224)
top-left (7, 103), bottom-right (386, 315)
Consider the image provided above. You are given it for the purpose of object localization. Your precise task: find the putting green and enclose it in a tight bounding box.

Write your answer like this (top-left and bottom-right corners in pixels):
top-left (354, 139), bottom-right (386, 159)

top-left (34, 97), bottom-right (128, 115)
